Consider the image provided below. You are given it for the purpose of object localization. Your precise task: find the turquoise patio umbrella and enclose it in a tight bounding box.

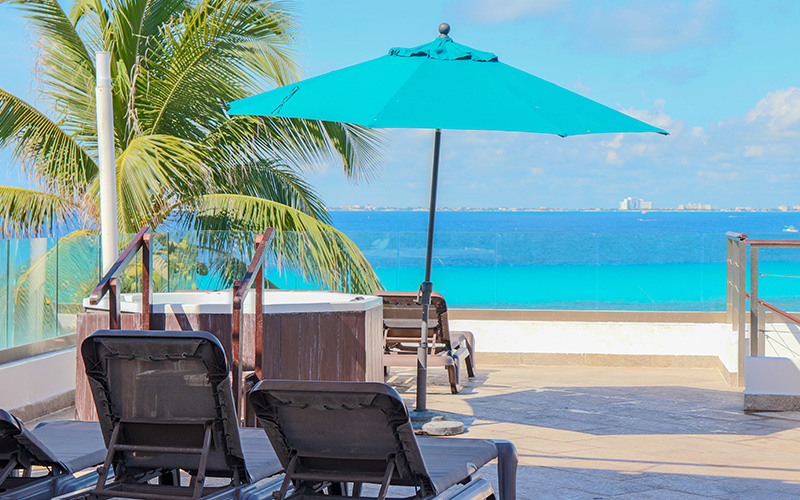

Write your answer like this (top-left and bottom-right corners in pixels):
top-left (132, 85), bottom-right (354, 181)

top-left (228, 24), bottom-right (667, 411)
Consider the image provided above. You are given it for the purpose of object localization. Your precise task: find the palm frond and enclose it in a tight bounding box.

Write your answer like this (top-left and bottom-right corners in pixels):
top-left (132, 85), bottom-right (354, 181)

top-left (3, 0), bottom-right (99, 146)
top-left (0, 88), bottom-right (98, 193)
top-left (209, 115), bottom-right (385, 183)
top-left (0, 187), bottom-right (78, 238)
top-left (190, 194), bottom-right (382, 293)
top-left (84, 134), bottom-right (207, 232)
top-left (140, 0), bottom-right (299, 138)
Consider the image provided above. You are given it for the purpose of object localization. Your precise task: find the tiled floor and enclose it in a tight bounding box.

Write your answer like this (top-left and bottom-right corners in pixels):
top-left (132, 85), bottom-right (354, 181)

top-left (387, 364), bottom-right (800, 499)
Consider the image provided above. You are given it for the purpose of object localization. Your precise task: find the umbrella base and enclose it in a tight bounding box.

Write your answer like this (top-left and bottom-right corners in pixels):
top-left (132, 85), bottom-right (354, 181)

top-left (409, 409), bottom-right (465, 436)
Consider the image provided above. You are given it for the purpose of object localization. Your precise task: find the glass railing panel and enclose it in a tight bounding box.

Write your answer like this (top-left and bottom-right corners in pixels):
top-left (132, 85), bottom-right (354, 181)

top-left (0, 240), bottom-right (8, 349)
top-left (264, 231), bottom-right (323, 291)
top-left (597, 233), bottom-right (707, 311)
top-left (56, 233), bottom-right (100, 336)
top-left (427, 232), bottom-right (498, 308)
top-left (7, 237), bottom-right (59, 347)
top-left (343, 232), bottom-right (400, 291)
top-left (395, 231), bottom-right (438, 294)
top-left (495, 232), bottom-right (598, 309)
top-left (701, 232), bottom-right (728, 311)
top-left (751, 241), bottom-right (800, 311)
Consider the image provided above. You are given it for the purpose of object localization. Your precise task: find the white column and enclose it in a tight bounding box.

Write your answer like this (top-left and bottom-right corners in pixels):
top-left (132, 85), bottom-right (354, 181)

top-left (96, 51), bottom-right (118, 272)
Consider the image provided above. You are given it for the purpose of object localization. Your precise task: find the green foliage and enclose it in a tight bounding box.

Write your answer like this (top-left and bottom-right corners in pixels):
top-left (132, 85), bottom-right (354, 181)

top-left (0, 0), bottom-right (385, 296)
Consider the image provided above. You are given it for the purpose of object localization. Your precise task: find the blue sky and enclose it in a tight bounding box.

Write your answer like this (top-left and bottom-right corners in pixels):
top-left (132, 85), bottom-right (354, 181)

top-left (1, 0), bottom-right (799, 209)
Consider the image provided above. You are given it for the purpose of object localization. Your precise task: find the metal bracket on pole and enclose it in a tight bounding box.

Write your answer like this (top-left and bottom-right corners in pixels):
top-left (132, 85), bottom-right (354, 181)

top-left (417, 281), bottom-right (433, 411)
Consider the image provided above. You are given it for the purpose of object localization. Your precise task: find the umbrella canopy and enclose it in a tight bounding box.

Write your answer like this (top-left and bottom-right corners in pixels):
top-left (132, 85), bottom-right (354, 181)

top-left (228, 35), bottom-right (666, 136)
top-left (228, 25), bottom-right (666, 413)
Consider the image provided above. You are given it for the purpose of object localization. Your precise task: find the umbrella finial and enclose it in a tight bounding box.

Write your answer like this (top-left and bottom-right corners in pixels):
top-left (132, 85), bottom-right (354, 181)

top-left (438, 23), bottom-right (450, 38)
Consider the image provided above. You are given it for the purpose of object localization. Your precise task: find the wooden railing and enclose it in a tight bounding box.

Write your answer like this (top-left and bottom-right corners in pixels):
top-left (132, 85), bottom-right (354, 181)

top-left (88, 226), bottom-right (152, 330)
top-left (232, 228), bottom-right (274, 423)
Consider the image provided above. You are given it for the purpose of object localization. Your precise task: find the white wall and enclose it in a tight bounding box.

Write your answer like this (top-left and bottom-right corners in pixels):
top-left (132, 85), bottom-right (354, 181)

top-left (0, 348), bottom-right (76, 410)
top-left (450, 319), bottom-right (738, 372)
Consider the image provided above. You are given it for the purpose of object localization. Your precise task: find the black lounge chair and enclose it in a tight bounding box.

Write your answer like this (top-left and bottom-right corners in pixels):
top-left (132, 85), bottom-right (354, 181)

top-left (0, 409), bottom-right (105, 499)
top-left (61, 329), bottom-right (284, 500)
top-left (376, 291), bottom-right (476, 394)
top-left (249, 380), bottom-right (517, 500)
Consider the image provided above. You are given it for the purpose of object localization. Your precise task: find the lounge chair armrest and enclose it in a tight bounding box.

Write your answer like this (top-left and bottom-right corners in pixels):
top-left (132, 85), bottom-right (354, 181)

top-left (491, 439), bottom-right (518, 500)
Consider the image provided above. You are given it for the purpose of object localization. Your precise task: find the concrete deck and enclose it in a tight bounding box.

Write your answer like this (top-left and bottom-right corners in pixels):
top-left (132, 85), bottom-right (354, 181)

top-left (26, 365), bottom-right (800, 499)
top-left (389, 365), bottom-right (800, 500)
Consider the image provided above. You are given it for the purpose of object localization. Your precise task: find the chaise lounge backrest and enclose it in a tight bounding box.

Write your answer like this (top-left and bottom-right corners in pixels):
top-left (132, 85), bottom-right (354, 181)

top-left (376, 291), bottom-right (452, 349)
top-left (0, 410), bottom-right (63, 480)
top-left (1, 410), bottom-right (106, 497)
top-left (81, 330), bottom-right (250, 484)
top-left (250, 380), bottom-right (443, 496)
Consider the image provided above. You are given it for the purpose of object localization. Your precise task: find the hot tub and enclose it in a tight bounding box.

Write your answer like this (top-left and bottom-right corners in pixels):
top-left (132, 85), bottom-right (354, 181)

top-left (83, 289), bottom-right (381, 315)
top-left (76, 290), bottom-right (383, 420)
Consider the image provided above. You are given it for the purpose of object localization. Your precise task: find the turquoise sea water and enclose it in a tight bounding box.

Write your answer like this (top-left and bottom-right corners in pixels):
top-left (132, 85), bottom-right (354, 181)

top-left (321, 211), bottom-right (800, 311)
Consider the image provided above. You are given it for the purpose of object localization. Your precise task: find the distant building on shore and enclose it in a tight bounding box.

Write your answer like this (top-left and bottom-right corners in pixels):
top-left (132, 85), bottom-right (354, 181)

top-left (619, 197), bottom-right (652, 210)
top-left (678, 203), bottom-right (712, 210)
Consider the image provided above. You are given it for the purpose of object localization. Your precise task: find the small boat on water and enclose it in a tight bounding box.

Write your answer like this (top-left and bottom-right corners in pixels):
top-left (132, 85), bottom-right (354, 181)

top-left (784, 225), bottom-right (799, 233)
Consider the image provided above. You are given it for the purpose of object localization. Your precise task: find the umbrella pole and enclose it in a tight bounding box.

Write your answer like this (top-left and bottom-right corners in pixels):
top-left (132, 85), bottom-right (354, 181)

top-left (417, 128), bottom-right (442, 412)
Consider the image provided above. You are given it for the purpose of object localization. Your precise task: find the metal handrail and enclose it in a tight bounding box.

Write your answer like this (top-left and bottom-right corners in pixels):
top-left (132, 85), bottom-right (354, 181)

top-left (745, 292), bottom-right (800, 327)
top-left (231, 228), bottom-right (274, 425)
top-left (88, 226), bottom-right (152, 330)
top-left (726, 232), bottom-right (800, 386)
top-left (725, 231), bottom-right (748, 240)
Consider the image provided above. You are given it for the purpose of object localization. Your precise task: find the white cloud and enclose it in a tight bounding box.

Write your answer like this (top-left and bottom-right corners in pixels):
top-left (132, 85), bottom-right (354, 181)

top-left (604, 133), bottom-right (624, 149)
top-left (606, 151), bottom-right (623, 165)
top-left (745, 87), bottom-right (800, 134)
top-left (320, 87), bottom-right (800, 209)
top-left (743, 146), bottom-right (764, 158)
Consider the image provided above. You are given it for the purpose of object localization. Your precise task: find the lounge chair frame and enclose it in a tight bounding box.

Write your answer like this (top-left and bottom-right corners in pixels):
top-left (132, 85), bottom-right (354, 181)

top-left (66, 330), bottom-right (283, 500)
top-left (0, 410), bottom-right (104, 499)
top-left (377, 291), bottom-right (475, 393)
top-left (249, 379), bottom-right (517, 500)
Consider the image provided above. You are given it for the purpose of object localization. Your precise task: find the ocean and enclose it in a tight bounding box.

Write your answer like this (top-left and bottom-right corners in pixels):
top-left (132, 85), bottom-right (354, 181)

top-left (311, 210), bottom-right (800, 311)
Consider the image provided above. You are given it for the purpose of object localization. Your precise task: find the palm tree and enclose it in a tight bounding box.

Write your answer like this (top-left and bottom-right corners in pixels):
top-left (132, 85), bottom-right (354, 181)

top-left (0, 0), bottom-right (384, 295)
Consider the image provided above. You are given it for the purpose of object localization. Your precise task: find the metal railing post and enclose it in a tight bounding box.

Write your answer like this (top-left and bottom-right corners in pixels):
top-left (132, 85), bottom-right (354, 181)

top-left (108, 278), bottom-right (119, 329)
top-left (141, 233), bottom-right (152, 330)
top-left (232, 279), bottom-right (244, 424)
top-left (737, 239), bottom-right (746, 369)
top-left (231, 229), bottom-right (274, 426)
top-left (750, 246), bottom-right (760, 357)
top-left (726, 232), bottom-right (748, 386)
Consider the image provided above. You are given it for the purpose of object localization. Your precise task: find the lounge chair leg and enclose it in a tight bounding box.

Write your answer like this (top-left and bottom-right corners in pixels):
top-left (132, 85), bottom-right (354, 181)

top-left (0, 457), bottom-right (17, 486)
top-left (377, 458), bottom-right (395, 500)
top-left (274, 453), bottom-right (298, 500)
top-left (92, 422), bottom-right (120, 495)
top-left (465, 349), bottom-right (475, 378)
top-left (491, 440), bottom-right (518, 500)
top-left (462, 331), bottom-right (476, 376)
top-left (191, 424), bottom-right (213, 500)
top-left (447, 361), bottom-right (459, 394)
